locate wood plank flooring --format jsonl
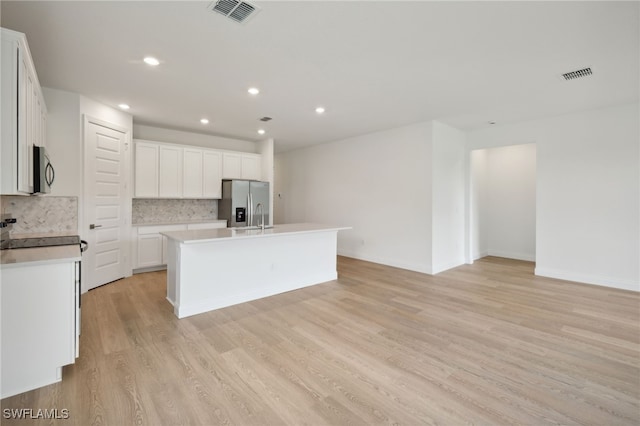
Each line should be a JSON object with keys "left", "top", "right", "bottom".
{"left": 2, "top": 256, "right": 639, "bottom": 425}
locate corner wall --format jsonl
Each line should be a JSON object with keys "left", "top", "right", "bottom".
{"left": 470, "top": 143, "right": 537, "bottom": 262}
{"left": 431, "top": 122, "right": 467, "bottom": 273}
{"left": 469, "top": 103, "right": 639, "bottom": 291}
{"left": 275, "top": 122, "right": 434, "bottom": 274}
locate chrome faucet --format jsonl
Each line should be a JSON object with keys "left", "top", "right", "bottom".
{"left": 255, "top": 203, "right": 265, "bottom": 230}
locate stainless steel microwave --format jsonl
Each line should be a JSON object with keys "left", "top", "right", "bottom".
{"left": 33, "top": 145, "right": 54, "bottom": 194}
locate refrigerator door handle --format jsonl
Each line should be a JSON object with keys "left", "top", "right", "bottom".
{"left": 247, "top": 193, "right": 251, "bottom": 226}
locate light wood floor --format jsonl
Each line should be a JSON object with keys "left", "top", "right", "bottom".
{"left": 2, "top": 256, "right": 639, "bottom": 425}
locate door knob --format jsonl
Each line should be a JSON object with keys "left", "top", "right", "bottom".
{"left": 89, "top": 224, "right": 102, "bottom": 229}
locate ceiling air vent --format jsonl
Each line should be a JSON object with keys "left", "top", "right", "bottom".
{"left": 259, "top": 117, "right": 272, "bottom": 122}
{"left": 561, "top": 67, "right": 592, "bottom": 81}
{"left": 209, "top": 0, "right": 261, "bottom": 24}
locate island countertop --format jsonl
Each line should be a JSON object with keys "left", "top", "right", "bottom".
{"left": 162, "top": 223, "right": 350, "bottom": 318}
{"left": 161, "top": 223, "right": 351, "bottom": 244}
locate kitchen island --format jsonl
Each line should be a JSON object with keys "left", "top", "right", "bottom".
{"left": 161, "top": 223, "right": 350, "bottom": 318}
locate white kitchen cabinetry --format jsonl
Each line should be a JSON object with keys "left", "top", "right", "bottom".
{"left": 137, "top": 233, "right": 163, "bottom": 268}
{"left": 134, "top": 142, "right": 159, "bottom": 197}
{"left": 203, "top": 150, "right": 222, "bottom": 198}
{"left": 1, "top": 258, "right": 79, "bottom": 398}
{"left": 136, "top": 224, "right": 186, "bottom": 269}
{"left": 241, "top": 153, "right": 261, "bottom": 180}
{"left": 183, "top": 148, "right": 204, "bottom": 198}
{"left": 222, "top": 152, "right": 242, "bottom": 179}
{"left": 182, "top": 147, "right": 224, "bottom": 199}
{"left": 159, "top": 145, "right": 183, "bottom": 198}
{"left": 134, "top": 140, "right": 228, "bottom": 199}
{"left": 1, "top": 28, "right": 47, "bottom": 195}
{"left": 133, "top": 222, "right": 227, "bottom": 270}
{"left": 222, "top": 152, "right": 261, "bottom": 180}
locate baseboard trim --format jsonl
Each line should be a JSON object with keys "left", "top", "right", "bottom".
{"left": 338, "top": 250, "right": 433, "bottom": 275}
{"left": 487, "top": 250, "right": 535, "bottom": 262}
{"left": 431, "top": 259, "right": 466, "bottom": 275}
{"left": 133, "top": 265, "right": 167, "bottom": 274}
{"left": 535, "top": 267, "right": 639, "bottom": 292}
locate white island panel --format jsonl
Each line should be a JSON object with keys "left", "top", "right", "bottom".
{"left": 163, "top": 223, "right": 349, "bottom": 318}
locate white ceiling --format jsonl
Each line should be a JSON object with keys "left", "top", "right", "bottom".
{"left": 1, "top": 1, "right": 638, "bottom": 152}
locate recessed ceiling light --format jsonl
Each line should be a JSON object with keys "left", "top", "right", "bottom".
{"left": 143, "top": 56, "right": 160, "bottom": 66}
{"left": 200, "top": 118, "right": 209, "bottom": 124}
{"left": 315, "top": 107, "right": 325, "bottom": 114}
{"left": 118, "top": 104, "right": 130, "bottom": 110}
{"left": 257, "top": 129, "right": 266, "bottom": 135}
{"left": 248, "top": 87, "right": 260, "bottom": 95}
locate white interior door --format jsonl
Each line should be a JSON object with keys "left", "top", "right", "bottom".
{"left": 84, "top": 118, "right": 128, "bottom": 290}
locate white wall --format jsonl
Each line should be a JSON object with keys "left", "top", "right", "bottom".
{"left": 469, "top": 149, "right": 489, "bottom": 259}
{"left": 431, "top": 122, "right": 466, "bottom": 273}
{"left": 276, "top": 122, "right": 434, "bottom": 274}
{"left": 469, "top": 103, "right": 639, "bottom": 291}
{"left": 133, "top": 124, "right": 257, "bottom": 153}
{"left": 470, "top": 143, "right": 537, "bottom": 262}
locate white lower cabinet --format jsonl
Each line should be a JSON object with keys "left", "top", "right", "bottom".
{"left": 1, "top": 259, "right": 78, "bottom": 399}
{"left": 133, "top": 221, "right": 226, "bottom": 271}
{"left": 135, "top": 224, "right": 185, "bottom": 270}
{"left": 137, "top": 233, "right": 163, "bottom": 268}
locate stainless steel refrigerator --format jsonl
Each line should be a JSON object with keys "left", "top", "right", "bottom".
{"left": 218, "top": 180, "right": 270, "bottom": 227}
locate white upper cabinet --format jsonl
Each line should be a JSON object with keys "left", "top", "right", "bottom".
{"left": 134, "top": 140, "right": 233, "bottom": 199}
{"left": 134, "top": 142, "right": 159, "bottom": 197}
{"left": 241, "top": 153, "right": 261, "bottom": 180}
{"left": 202, "top": 150, "right": 222, "bottom": 199}
{"left": 222, "top": 152, "right": 261, "bottom": 180}
{"left": 222, "top": 152, "right": 242, "bottom": 179}
{"left": 1, "top": 28, "right": 47, "bottom": 195}
{"left": 158, "top": 145, "right": 183, "bottom": 198}
{"left": 183, "top": 148, "right": 204, "bottom": 198}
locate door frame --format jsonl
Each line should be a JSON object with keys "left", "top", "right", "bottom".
{"left": 82, "top": 115, "right": 132, "bottom": 292}
{"left": 465, "top": 142, "right": 537, "bottom": 265}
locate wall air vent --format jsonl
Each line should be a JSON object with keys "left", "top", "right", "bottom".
{"left": 208, "top": 0, "right": 261, "bottom": 24}
{"left": 259, "top": 117, "right": 272, "bottom": 122}
{"left": 561, "top": 67, "right": 592, "bottom": 81}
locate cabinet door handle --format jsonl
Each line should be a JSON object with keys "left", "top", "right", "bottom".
{"left": 89, "top": 224, "right": 102, "bottom": 229}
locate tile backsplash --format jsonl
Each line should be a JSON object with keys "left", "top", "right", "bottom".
{"left": 132, "top": 199, "right": 218, "bottom": 225}
{"left": 0, "top": 195, "right": 78, "bottom": 235}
